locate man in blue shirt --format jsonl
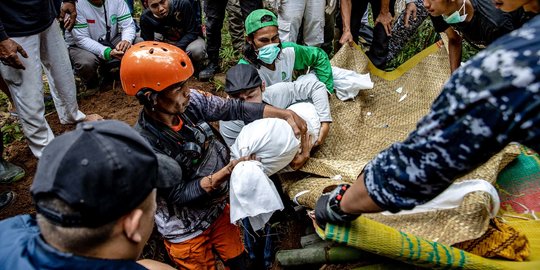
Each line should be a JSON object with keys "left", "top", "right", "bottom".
{"left": 316, "top": 6, "right": 539, "bottom": 225}
{"left": 0, "top": 120, "right": 173, "bottom": 270}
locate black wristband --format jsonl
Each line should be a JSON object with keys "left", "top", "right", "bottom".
{"left": 327, "top": 184, "right": 359, "bottom": 222}
{"left": 62, "top": 0, "right": 77, "bottom": 3}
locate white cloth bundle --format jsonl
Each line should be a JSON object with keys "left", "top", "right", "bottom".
{"left": 229, "top": 118, "right": 299, "bottom": 230}
{"left": 332, "top": 66, "right": 374, "bottom": 101}
{"left": 381, "top": 179, "right": 500, "bottom": 217}
{"left": 287, "top": 102, "right": 321, "bottom": 145}
{"left": 229, "top": 103, "right": 321, "bottom": 231}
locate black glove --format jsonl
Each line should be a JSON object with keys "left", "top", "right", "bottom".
{"left": 315, "top": 184, "right": 360, "bottom": 229}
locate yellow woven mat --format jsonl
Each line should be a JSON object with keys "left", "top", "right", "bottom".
{"left": 494, "top": 218, "right": 540, "bottom": 269}
{"left": 283, "top": 43, "right": 519, "bottom": 245}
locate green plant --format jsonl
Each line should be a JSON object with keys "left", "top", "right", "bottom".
{"left": 214, "top": 12, "right": 241, "bottom": 91}
{"left": 2, "top": 120, "right": 24, "bottom": 145}
{"left": 133, "top": 0, "right": 143, "bottom": 18}
{"left": 462, "top": 41, "right": 480, "bottom": 63}
{"left": 385, "top": 19, "right": 481, "bottom": 70}
{"left": 212, "top": 77, "right": 225, "bottom": 92}
{"left": 219, "top": 13, "right": 240, "bottom": 71}
{"left": 385, "top": 19, "right": 439, "bottom": 70}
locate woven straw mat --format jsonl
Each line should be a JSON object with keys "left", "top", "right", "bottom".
{"left": 282, "top": 44, "right": 519, "bottom": 245}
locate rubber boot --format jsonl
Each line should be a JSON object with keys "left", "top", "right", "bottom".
{"left": 0, "top": 159, "right": 25, "bottom": 184}
{"left": 198, "top": 61, "right": 219, "bottom": 81}
{"left": 0, "top": 191, "right": 16, "bottom": 212}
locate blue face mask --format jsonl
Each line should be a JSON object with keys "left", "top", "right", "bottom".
{"left": 257, "top": 43, "right": 280, "bottom": 64}
{"left": 442, "top": 0, "right": 467, "bottom": 24}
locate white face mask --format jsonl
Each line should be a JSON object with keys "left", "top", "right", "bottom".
{"left": 442, "top": 0, "right": 468, "bottom": 24}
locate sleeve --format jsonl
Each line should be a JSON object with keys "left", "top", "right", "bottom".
{"left": 155, "top": 153, "right": 208, "bottom": 206}
{"left": 363, "top": 32, "right": 540, "bottom": 212}
{"left": 291, "top": 78, "right": 332, "bottom": 122}
{"left": 282, "top": 42, "right": 335, "bottom": 93}
{"left": 139, "top": 11, "right": 155, "bottom": 41}
{"left": 263, "top": 80, "right": 332, "bottom": 122}
{"left": 188, "top": 89, "right": 266, "bottom": 123}
{"left": 116, "top": 0, "right": 136, "bottom": 42}
{"left": 72, "top": 11, "right": 111, "bottom": 60}
{"left": 174, "top": 0, "right": 200, "bottom": 50}
{"left": 429, "top": 15, "right": 450, "bottom": 33}
{"left": 219, "top": 120, "right": 246, "bottom": 147}
{"left": 0, "top": 18, "right": 8, "bottom": 41}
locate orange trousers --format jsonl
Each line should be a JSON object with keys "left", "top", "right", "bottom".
{"left": 164, "top": 205, "right": 245, "bottom": 270}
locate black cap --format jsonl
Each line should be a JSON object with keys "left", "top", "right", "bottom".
{"left": 225, "top": 64, "right": 263, "bottom": 95}
{"left": 31, "top": 120, "right": 158, "bottom": 228}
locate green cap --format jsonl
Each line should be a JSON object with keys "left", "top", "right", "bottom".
{"left": 245, "top": 9, "right": 278, "bottom": 35}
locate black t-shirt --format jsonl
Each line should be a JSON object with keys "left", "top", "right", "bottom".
{"left": 140, "top": 0, "right": 202, "bottom": 50}
{"left": 0, "top": 0, "right": 59, "bottom": 40}
{"left": 429, "top": 0, "right": 528, "bottom": 48}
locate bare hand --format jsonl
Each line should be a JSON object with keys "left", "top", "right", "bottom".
{"left": 290, "top": 133, "right": 313, "bottom": 170}
{"left": 403, "top": 3, "right": 417, "bottom": 28}
{"left": 115, "top": 40, "right": 132, "bottom": 52}
{"left": 285, "top": 110, "right": 307, "bottom": 138}
{"left": 110, "top": 49, "right": 125, "bottom": 59}
{"left": 339, "top": 31, "right": 354, "bottom": 46}
{"left": 59, "top": 2, "right": 77, "bottom": 31}
{"left": 203, "top": 154, "right": 258, "bottom": 192}
{"left": 315, "top": 122, "right": 330, "bottom": 147}
{"left": 375, "top": 12, "right": 393, "bottom": 36}
{"left": 0, "top": 39, "right": 28, "bottom": 69}
{"left": 226, "top": 154, "right": 258, "bottom": 173}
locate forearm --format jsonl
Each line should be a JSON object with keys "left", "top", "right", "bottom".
{"left": 380, "top": 0, "right": 391, "bottom": 14}
{"left": 120, "top": 20, "right": 136, "bottom": 43}
{"left": 340, "top": 173, "right": 383, "bottom": 214}
{"left": 310, "top": 82, "right": 332, "bottom": 121}
{"left": 446, "top": 28, "right": 462, "bottom": 72}
{"left": 139, "top": 14, "right": 155, "bottom": 41}
{"left": 175, "top": 33, "right": 198, "bottom": 51}
{"left": 140, "top": 27, "right": 154, "bottom": 41}
{"left": 340, "top": 0, "right": 352, "bottom": 32}
{"left": 76, "top": 36, "right": 110, "bottom": 59}
{"left": 176, "top": 2, "right": 200, "bottom": 50}
{"left": 200, "top": 164, "right": 232, "bottom": 193}
{"left": 191, "top": 90, "right": 265, "bottom": 123}
{"left": 316, "top": 122, "right": 331, "bottom": 146}
{"left": 262, "top": 105, "right": 293, "bottom": 120}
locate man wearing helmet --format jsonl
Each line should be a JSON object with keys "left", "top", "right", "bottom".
{"left": 120, "top": 41, "right": 307, "bottom": 269}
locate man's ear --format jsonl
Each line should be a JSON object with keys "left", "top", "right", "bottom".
{"left": 246, "top": 36, "right": 254, "bottom": 47}
{"left": 136, "top": 89, "right": 155, "bottom": 108}
{"left": 122, "top": 209, "right": 144, "bottom": 244}
{"left": 261, "top": 81, "right": 266, "bottom": 93}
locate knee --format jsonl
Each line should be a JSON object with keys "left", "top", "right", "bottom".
{"left": 188, "top": 43, "right": 207, "bottom": 63}
{"left": 72, "top": 53, "right": 99, "bottom": 75}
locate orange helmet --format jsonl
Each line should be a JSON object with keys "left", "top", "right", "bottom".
{"left": 120, "top": 41, "right": 194, "bottom": 96}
